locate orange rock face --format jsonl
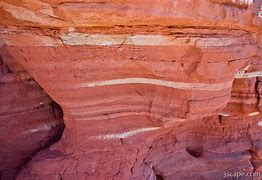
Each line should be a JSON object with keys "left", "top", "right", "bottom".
{"left": 0, "top": 0, "right": 261, "bottom": 179}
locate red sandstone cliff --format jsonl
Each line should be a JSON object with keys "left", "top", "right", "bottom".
{"left": 0, "top": 0, "right": 262, "bottom": 179}
{"left": 0, "top": 49, "right": 64, "bottom": 179}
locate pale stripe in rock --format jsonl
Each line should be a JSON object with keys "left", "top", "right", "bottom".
{"left": 219, "top": 112, "right": 230, "bottom": 117}
{"left": 232, "top": 0, "right": 253, "bottom": 5}
{"left": 248, "top": 112, "right": 260, "bottom": 116}
{"left": 1, "top": 31, "right": 241, "bottom": 47}
{"left": 235, "top": 71, "right": 262, "bottom": 79}
{"left": 60, "top": 33, "right": 238, "bottom": 47}
{"left": 150, "top": 114, "right": 187, "bottom": 123}
{"left": 23, "top": 124, "right": 53, "bottom": 134}
{"left": 219, "top": 112, "right": 260, "bottom": 118}
{"left": 80, "top": 78, "right": 232, "bottom": 91}
{"left": 95, "top": 127, "right": 161, "bottom": 140}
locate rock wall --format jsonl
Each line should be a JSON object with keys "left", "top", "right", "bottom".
{"left": 0, "top": 50, "right": 64, "bottom": 179}
{"left": 222, "top": 58, "right": 262, "bottom": 115}
{"left": 0, "top": 0, "right": 261, "bottom": 179}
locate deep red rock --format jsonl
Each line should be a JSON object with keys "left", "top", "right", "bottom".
{"left": 0, "top": 0, "right": 261, "bottom": 179}
{"left": 222, "top": 58, "right": 262, "bottom": 115}
{"left": 0, "top": 52, "right": 64, "bottom": 179}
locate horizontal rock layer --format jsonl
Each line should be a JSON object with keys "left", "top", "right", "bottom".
{"left": 1, "top": 30, "right": 258, "bottom": 128}
{"left": 0, "top": 0, "right": 261, "bottom": 31}
{"left": 0, "top": 0, "right": 261, "bottom": 179}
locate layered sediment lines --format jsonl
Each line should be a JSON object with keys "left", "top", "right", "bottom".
{"left": 1, "top": 30, "right": 258, "bottom": 135}
{"left": 1, "top": 28, "right": 260, "bottom": 179}
{"left": 0, "top": 0, "right": 261, "bottom": 179}
{"left": 222, "top": 58, "right": 262, "bottom": 115}
{"left": 0, "top": 0, "right": 261, "bottom": 31}
{"left": 0, "top": 53, "right": 64, "bottom": 179}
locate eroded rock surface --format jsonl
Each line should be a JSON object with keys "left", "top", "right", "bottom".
{"left": 0, "top": 0, "right": 261, "bottom": 179}
{"left": 0, "top": 51, "right": 64, "bottom": 180}
{"left": 13, "top": 117, "right": 262, "bottom": 180}
{"left": 220, "top": 56, "right": 262, "bottom": 117}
